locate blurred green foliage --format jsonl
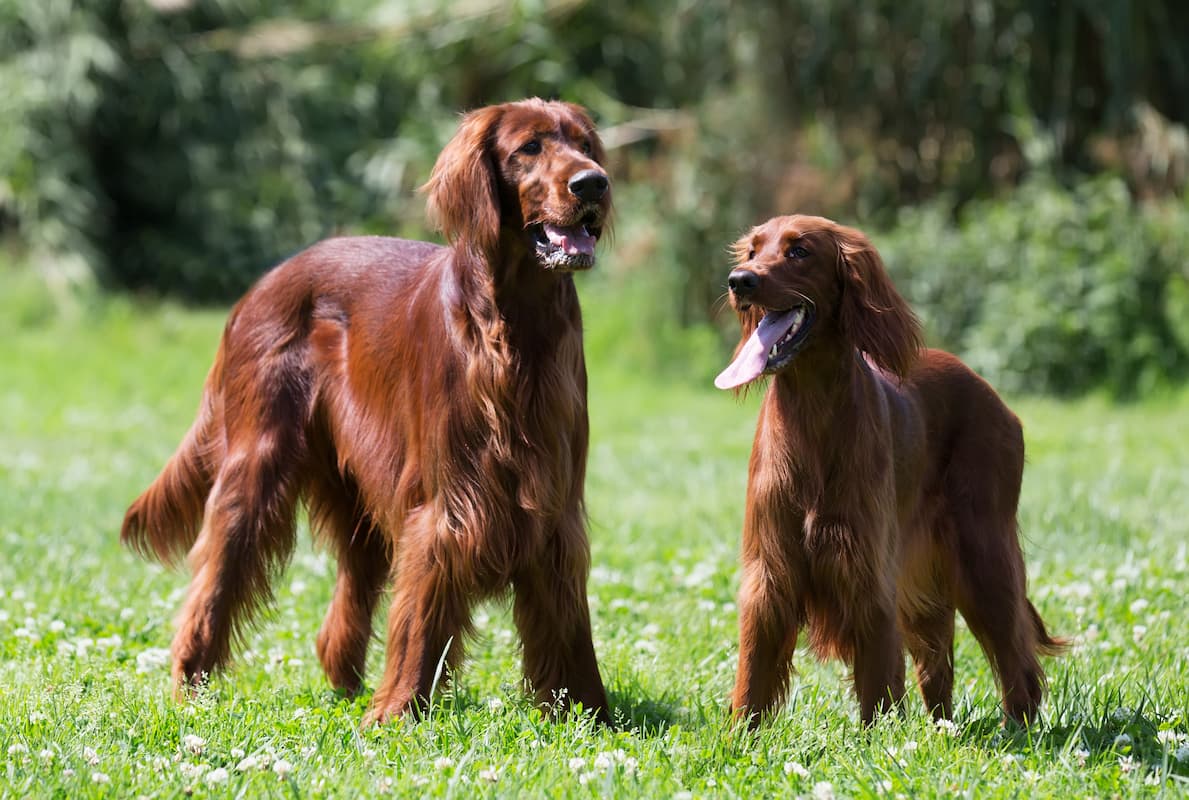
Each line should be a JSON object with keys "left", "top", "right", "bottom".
{"left": 1, "top": 0, "right": 1188, "bottom": 394}
{"left": 879, "top": 176, "right": 1189, "bottom": 397}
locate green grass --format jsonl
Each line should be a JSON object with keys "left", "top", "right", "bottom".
{"left": 1, "top": 293, "right": 1188, "bottom": 798}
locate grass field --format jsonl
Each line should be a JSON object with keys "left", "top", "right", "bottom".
{"left": 1, "top": 292, "right": 1187, "bottom": 798}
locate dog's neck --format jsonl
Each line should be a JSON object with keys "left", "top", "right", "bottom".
{"left": 770, "top": 339, "right": 869, "bottom": 442}
{"left": 449, "top": 240, "right": 580, "bottom": 362}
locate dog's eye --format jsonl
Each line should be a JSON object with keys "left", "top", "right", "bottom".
{"left": 581, "top": 139, "right": 593, "bottom": 156}
{"left": 787, "top": 246, "right": 810, "bottom": 259}
{"left": 519, "top": 139, "right": 542, "bottom": 155}
{"left": 747, "top": 249, "right": 755, "bottom": 261}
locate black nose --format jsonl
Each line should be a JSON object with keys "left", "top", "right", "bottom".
{"left": 568, "top": 169, "right": 609, "bottom": 202}
{"left": 728, "top": 269, "right": 759, "bottom": 295}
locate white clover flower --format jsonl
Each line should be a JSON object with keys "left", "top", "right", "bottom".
{"left": 273, "top": 759, "right": 294, "bottom": 779}
{"left": 230, "top": 748, "right": 246, "bottom": 759}
{"left": 136, "top": 648, "right": 170, "bottom": 674}
{"left": 182, "top": 734, "right": 205, "bottom": 756}
{"left": 1118, "top": 755, "right": 1136, "bottom": 773}
{"left": 290, "top": 580, "right": 307, "bottom": 596}
{"left": 593, "top": 752, "right": 613, "bottom": 770}
{"left": 1023, "top": 770, "right": 1039, "bottom": 784}
{"left": 902, "top": 741, "right": 919, "bottom": 752}
{"left": 178, "top": 762, "right": 208, "bottom": 780}
{"left": 1156, "top": 730, "right": 1180, "bottom": 747}
{"left": 1173, "top": 744, "right": 1189, "bottom": 764}
{"left": 784, "top": 761, "right": 810, "bottom": 778}
{"left": 433, "top": 756, "right": 454, "bottom": 771}
{"left": 1001, "top": 754, "right": 1019, "bottom": 768}
{"left": 120, "top": 607, "right": 135, "bottom": 620}
{"left": 48, "top": 620, "right": 65, "bottom": 633}
{"left": 83, "top": 747, "right": 100, "bottom": 766}
{"left": 1073, "top": 747, "right": 1089, "bottom": 767}
{"left": 479, "top": 767, "right": 499, "bottom": 782}
{"left": 578, "top": 771, "right": 595, "bottom": 785}
{"left": 292, "top": 708, "right": 308, "bottom": 720}
{"left": 812, "top": 780, "right": 835, "bottom": 800}
{"left": 206, "top": 767, "right": 229, "bottom": 784}
{"left": 7, "top": 743, "right": 28, "bottom": 756}
{"left": 622, "top": 757, "right": 638, "bottom": 776}
{"left": 235, "top": 755, "right": 259, "bottom": 772}
{"left": 1113, "top": 733, "right": 1132, "bottom": 750}
{"left": 91, "top": 772, "right": 109, "bottom": 784}
{"left": 1128, "top": 598, "right": 1149, "bottom": 614}
{"left": 1133, "top": 625, "right": 1148, "bottom": 643}
{"left": 878, "top": 779, "right": 893, "bottom": 794}
{"left": 1109, "top": 706, "right": 1133, "bottom": 723}
{"left": 568, "top": 757, "right": 585, "bottom": 772}
{"left": 39, "top": 749, "right": 55, "bottom": 761}
{"left": 934, "top": 718, "right": 958, "bottom": 736}
{"left": 486, "top": 697, "right": 504, "bottom": 712}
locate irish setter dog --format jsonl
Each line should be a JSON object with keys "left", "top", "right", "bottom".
{"left": 121, "top": 99, "right": 612, "bottom": 724}
{"left": 716, "top": 215, "right": 1064, "bottom": 728}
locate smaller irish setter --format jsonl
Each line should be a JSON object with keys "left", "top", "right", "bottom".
{"left": 717, "top": 215, "right": 1064, "bottom": 727}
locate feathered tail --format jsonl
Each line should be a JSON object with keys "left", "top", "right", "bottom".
{"left": 121, "top": 357, "right": 222, "bottom": 566}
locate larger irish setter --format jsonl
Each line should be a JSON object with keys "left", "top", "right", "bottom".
{"left": 122, "top": 99, "right": 612, "bottom": 724}
{"left": 717, "top": 215, "right": 1064, "bottom": 727}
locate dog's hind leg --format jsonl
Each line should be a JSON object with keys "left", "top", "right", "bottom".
{"left": 170, "top": 359, "right": 308, "bottom": 695}
{"left": 903, "top": 605, "right": 955, "bottom": 720}
{"left": 310, "top": 481, "right": 390, "bottom": 694}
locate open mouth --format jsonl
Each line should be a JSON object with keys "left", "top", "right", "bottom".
{"left": 761, "top": 304, "right": 815, "bottom": 373}
{"left": 714, "top": 303, "right": 816, "bottom": 390}
{"left": 529, "top": 209, "right": 602, "bottom": 271}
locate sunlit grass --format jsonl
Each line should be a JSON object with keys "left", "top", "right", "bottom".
{"left": 1, "top": 295, "right": 1187, "bottom": 797}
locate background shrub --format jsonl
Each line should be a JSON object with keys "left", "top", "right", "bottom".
{"left": 1, "top": 0, "right": 1187, "bottom": 395}
{"left": 878, "top": 177, "right": 1189, "bottom": 396}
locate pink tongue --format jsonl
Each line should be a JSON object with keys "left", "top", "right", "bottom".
{"left": 714, "top": 310, "right": 799, "bottom": 390}
{"left": 543, "top": 223, "right": 596, "bottom": 256}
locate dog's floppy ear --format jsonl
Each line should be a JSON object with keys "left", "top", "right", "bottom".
{"left": 423, "top": 106, "right": 503, "bottom": 258}
{"left": 835, "top": 224, "right": 922, "bottom": 379}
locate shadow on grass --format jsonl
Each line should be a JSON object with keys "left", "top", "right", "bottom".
{"left": 608, "top": 688, "right": 680, "bottom": 735}
{"left": 957, "top": 700, "right": 1189, "bottom": 779}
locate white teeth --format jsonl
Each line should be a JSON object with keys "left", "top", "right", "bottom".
{"left": 768, "top": 308, "right": 805, "bottom": 358}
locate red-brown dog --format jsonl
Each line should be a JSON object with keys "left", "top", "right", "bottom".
{"left": 122, "top": 99, "right": 612, "bottom": 724}
{"left": 717, "top": 215, "right": 1064, "bottom": 727}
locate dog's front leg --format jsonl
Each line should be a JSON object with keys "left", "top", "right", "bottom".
{"left": 851, "top": 581, "right": 906, "bottom": 725}
{"left": 513, "top": 513, "right": 610, "bottom": 724}
{"left": 365, "top": 510, "right": 474, "bottom": 725}
{"left": 730, "top": 531, "right": 806, "bottom": 728}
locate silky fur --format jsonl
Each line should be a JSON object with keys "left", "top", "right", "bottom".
{"left": 121, "top": 99, "right": 612, "bottom": 724}
{"left": 725, "top": 215, "right": 1065, "bottom": 727}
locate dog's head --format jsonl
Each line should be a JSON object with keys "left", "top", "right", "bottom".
{"left": 424, "top": 99, "right": 611, "bottom": 272}
{"left": 715, "top": 215, "right": 921, "bottom": 390}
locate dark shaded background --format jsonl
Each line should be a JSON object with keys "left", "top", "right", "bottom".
{"left": 3, "top": 0, "right": 1188, "bottom": 394}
